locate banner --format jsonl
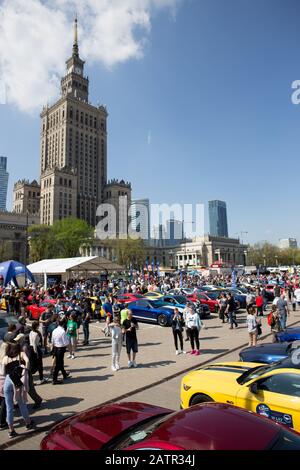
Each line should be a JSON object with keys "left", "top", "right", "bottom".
{"left": 231, "top": 268, "right": 237, "bottom": 289}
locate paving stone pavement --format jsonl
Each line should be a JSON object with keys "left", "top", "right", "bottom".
{"left": 1, "top": 307, "right": 299, "bottom": 450}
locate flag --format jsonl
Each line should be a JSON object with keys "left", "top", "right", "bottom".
{"left": 129, "top": 263, "right": 133, "bottom": 280}
{"left": 231, "top": 268, "right": 237, "bottom": 289}
{"left": 180, "top": 270, "right": 183, "bottom": 288}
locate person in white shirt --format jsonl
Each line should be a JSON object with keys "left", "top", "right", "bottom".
{"left": 186, "top": 308, "right": 203, "bottom": 356}
{"left": 294, "top": 286, "right": 300, "bottom": 307}
{"left": 246, "top": 307, "right": 258, "bottom": 346}
{"left": 51, "top": 319, "right": 70, "bottom": 385}
{"left": 29, "top": 322, "right": 47, "bottom": 385}
{"left": 108, "top": 315, "right": 123, "bottom": 372}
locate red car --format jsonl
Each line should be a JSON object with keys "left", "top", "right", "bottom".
{"left": 116, "top": 293, "right": 144, "bottom": 304}
{"left": 26, "top": 299, "right": 57, "bottom": 320}
{"left": 187, "top": 292, "right": 219, "bottom": 313}
{"left": 40, "top": 402, "right": 300, "bottom": 450}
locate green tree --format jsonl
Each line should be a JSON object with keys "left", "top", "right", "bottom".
{"left": 28, "top": 218, "right": 93, "bottom": 261}
{"left": 52, "top": 217, "right": 93, "bottom": 258}
{"left": 0, "top": 240, "right": 13, "bottom": 262}
{"left": 28, "top": 225, "right": 56, "bottom": 262}
{"left": 108, "top": 238, "right": 146, "bottom": 267}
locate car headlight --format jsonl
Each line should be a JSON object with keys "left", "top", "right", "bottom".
{"left": 183, "top": 384, "right": 191, "bottom": 391}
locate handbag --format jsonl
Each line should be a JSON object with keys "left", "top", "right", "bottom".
{"left": 257, "top": 324, "right": 262, "bottom": 336}
{"left": 6, "top": 360, "right": 23, "bottom": 389}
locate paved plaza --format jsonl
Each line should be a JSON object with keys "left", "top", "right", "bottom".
{"left": 1, "top": 306, "right": 300, "bottom": 450}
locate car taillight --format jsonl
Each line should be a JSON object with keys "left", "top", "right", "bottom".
{"left": 183, "top": 384, "right": 191, "bottom": 391}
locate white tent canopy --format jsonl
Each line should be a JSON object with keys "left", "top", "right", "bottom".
{"left": 27, "top": 256, "right": 124, "bottom": 281}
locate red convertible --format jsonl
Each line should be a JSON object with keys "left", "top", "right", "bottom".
{"left": 187, "top": 292, "right": 219, "bottom": 313}
{"left": 116, "top": 293, "right": 144, "bottom": 304}
{"left": 40, "top": 401, "right": 300, "bottom": 450}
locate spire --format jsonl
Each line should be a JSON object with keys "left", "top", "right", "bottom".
{"left": 72, "top": 14, "right": 79, "bottom": 57}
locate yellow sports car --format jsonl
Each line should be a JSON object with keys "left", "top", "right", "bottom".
{"left": 181, "top": 358, "right": 300, "bottom": 432}
{"left": 144, "top": 292, "right": 163, "bottom": 299}
{"left": 0, "top": 298, "right": 7, "bottom": 311}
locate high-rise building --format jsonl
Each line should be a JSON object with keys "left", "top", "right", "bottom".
{"left": 279, "top": 238, "right": 298, "bottom": 249}
{"left": 165, "top": 219, "right": 183, "bottom": 247}
{"left": 13, "top": 180, "right": 41, "bottom": 215}
{"left": 208, "top": 200, "right": 228, "bottom": 238}
{"left": 40, "top": 18, "right": 108, "bottom": 226}
{"left": 130, "top": 198, "right": 150, "bottom": 241}
{"left": 0, "top": 156, "right": 9, "bottom": 211}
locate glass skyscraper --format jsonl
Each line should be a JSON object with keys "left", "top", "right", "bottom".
{"left": 208, "top": 200, "right": 228, "bottom": 237}
{"left": 130, "top": 199, "right": 151, "bottom": 241}
{"left": 0, "top": 156, "right": 9, "bottom": 211}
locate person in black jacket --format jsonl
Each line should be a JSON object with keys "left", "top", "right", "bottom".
{"left": 171, "top": 308, "right": 186, "bottom": 355}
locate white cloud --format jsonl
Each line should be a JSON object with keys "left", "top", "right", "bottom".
{"left": 0, "top": 0, "right": 182, "bottom": 113}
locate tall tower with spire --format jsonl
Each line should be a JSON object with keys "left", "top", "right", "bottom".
{"left": 40, "top": 17, "right": 108, "bottom": 227}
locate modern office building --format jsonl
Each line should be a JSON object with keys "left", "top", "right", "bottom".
{"left": 165, "top": 219, "right": 184, "bottom": 247}
{"left": 208, "top": 200, "right": 228, "bottom": 238}
{"left": 0, "top": 156, "right": 9, "bottom": 212}
{"left": 40, "top": 18, "right": 108, "bottom": 226}
{"left": 279, "top": 238, "right": 298, "bottom": 249}
{"left": 130, "top": 198, "right": 150, "bottom": 241}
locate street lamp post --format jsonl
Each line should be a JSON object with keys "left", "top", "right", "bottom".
{"left": 25, "top": 210, "right": 29, "bottom": 286}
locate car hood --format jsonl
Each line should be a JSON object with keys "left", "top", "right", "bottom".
{"left": 183, "top": 361, "right": 263, "bottom": 384}
{"left": 241, "top": 343, "right": 289, "bottom": 356}
{"left": 41, "top": 402, "right": 171, "bottom": 450}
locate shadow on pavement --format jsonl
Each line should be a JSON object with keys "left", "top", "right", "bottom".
{"left": 33, "top": 396, "right": 84, "bottom": 411}
{"left": 66, "top": 366, "right": 106, "bottom": 373}
{"left": 141, "top": 360, "right": 176, "bottom": 368}
{"left": 200, "top": 336, "right": 219, "bottom": 341}
{"left": 69, "top": 374, "right": 113, "bottom": 383}
{"left": 200, "top": 348, "right": 229, "bottom": 355}
{"left": 138, "top": 342, "right": 162, "bottom": 347}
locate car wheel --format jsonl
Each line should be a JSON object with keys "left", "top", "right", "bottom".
{"left": 190, "top": 394, "right": 214, "bottom": 406}
{"left": 157, "top": 314, "right": 168, "bottom": 327}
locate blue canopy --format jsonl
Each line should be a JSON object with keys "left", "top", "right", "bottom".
{"left": 0, "top": 260, "right": 35, "bottom": 287}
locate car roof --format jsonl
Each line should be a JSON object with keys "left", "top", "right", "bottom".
{"left": 147, "top": 403, "right": 280, "bottom": 450}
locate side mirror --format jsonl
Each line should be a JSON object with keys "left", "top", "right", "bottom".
{"left": 250, "top": 382, "right": 258, "bottom": 394}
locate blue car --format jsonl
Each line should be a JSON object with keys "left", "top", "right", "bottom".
{"left": 239, "top": 342, "right": 296, "bottom": 364}
{"left": 128, "top": 299, "right": 174, "bottom": 327}
{"left": 160, "top": 295, "right": 211, "bottom": 319}
{"left": 276, "top": 328, "right": 300, "bottom": 343}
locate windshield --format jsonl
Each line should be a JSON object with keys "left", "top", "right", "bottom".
{"left": 206, "top": 292, "right": 220, "bottom": 300}
{"left": 237, "top": 363, "right": 281, "bottom": 385}
{"left": 238, "top": 287, "right": 248, "bottom": 294}
{"left": 174, "top": 296, "right": 187, "bottom": 304}
{"left": 104, "top": 413, "right": 171, "bottom": 450}
{"left": 149, "top": 300, "right": 164, "bottom": 308}
{"left": 269, "top": 429, "right": 300, "bottom": 450}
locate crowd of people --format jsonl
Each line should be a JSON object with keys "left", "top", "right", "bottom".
{"left": 0, "top": 268, "right": 299, "bottom": 439}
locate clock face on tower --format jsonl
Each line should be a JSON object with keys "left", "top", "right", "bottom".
{"left": 75, "top": 66, "right": 82, "bottom": 75}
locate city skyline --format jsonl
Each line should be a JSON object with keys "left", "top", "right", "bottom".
{"left": 1, "top": 0, "right": 300, "bottom": 244}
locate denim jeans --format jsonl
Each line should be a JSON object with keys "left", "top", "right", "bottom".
{"left": 3, "top": 376, "right": 30, "bottom": 427}
{"left": 280, "top": 313, "right": 287, "bottom": 330}
{"left": 83, "top": 323, "right": 89, "bottom": 343}
{"left": 229, "top": 312, "right": 238, "bottom": 328}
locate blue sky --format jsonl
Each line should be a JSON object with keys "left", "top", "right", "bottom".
{"left": 1, "top": 0, "right": 300, "bottom": 245}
